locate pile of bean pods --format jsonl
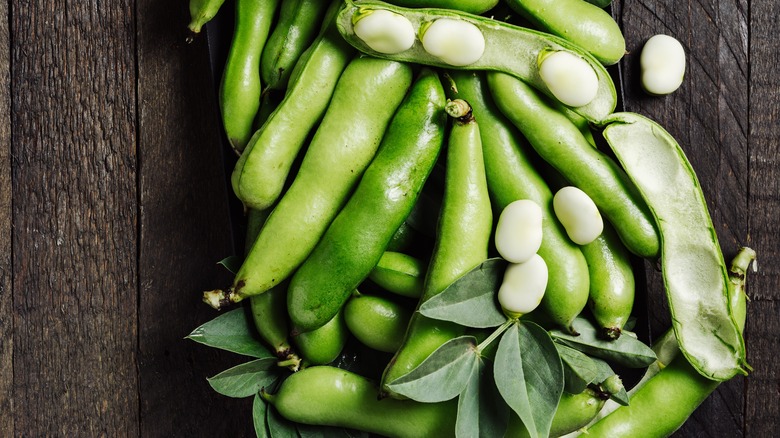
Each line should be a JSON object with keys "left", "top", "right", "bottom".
{"left": 186, "top": 1, "right": 756, "bottom": 437}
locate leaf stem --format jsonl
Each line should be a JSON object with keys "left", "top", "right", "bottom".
{"left": 477, "top": 318, "right": 515, "bottom": 352}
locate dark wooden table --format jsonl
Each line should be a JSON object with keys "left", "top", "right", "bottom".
{"left": 0, "top": 1, "right": 777, "bottom": 436}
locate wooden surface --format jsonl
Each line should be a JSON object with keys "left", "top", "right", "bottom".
{"left": 0, "top": 0, "right": 776, "bottom": 436}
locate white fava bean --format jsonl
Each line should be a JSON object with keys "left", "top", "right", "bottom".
{"left": 497, "top": 254, "right": 549, "bottom": 318}
{"left": 495, "top": 199, "right": 543, "bottom": 264}
{"left": 640, "top": 34, "right": 686, "bottom": 95}
{"left": 421, "top": 19, "right": 485, "bottom": 66}
{"left": 553, "top": 186, "right": 604, "bottom": 245}
{"left": 353, "top": 9, "right": 416, "bottom": 55}
{"left": 538, "top": 50, "right": 599, "bottom": 108}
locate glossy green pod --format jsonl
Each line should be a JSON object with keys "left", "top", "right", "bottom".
{"left": 446, "top": 70, "right": 588, "bottom": 332}
{"left": 292, "top": 308, "right": 349, "bottom": 366}
{"left": 219, "top": 0, "right": 279, "bottom": 151}
{"left": 264, "top": 366, "right": 457, "bottom": 437}
{"left": 488, "top": 73, "right": 660, "bottom": 259}
{"left": 506, "top": 388, "right": 606, "bottom": 437}
{"left": 344, "top": 293, "right": 413, "bottom": 353}
{"left": 204, "top": 58, "right": 413, "bottom": 310}
{"left": 260, "top": 0, "right": 332, "bottom": 90}
{"left": 368, "top": 251, "right": 426, "bottom": 299}
{"left": 286, "top": 69, "right": 445, "bottom": 332}
{"left": 505, "top": 0, "right": 625, "bottom": 65}
{"left": 582, "top": 222, "right": 635, "bottom": 340}
{"left": 187, "top": 0, "right": 227, "bottom": 39}
{"left": 381, "top": 99, "right": 492, "bottom": 397}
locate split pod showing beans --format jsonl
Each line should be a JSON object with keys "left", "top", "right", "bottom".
{"left": 204, "top": 57, "right": 413, "bottom": 310}
{"left": 286, "top": 68, "right": 446, "bottom": 332}
{"left": 599, "top": 112, "right": 747, "bottom": 381}
{"left": 337, "top": 0, "right": 617, "bottom": 122}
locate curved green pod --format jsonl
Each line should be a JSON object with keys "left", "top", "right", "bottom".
{"left": 336, "top": 0, "right": 617, "bottom": 122}
{"left": 187, "top": 0, "right": 227, "bottom": 38}
{"left": 368, "top": 251, "right": 426, "bottom": 299}
{"left": 505, "top": 0, "right": 625, "bottom": 65}
{"left": 446, "top": 70, "right": 589, "bottom": 333}
{"left": 219, "top": 0, "right": 279, "bottom": 151}
{"left": 292, "top": 309, "right": 349, "bottom": 366}
{"left": 488, "top": 73, "right": 660, "bottom": 259}
{"left": 344, "top": 293, "right": 412, "bottom": 353}
{"left": 264, "top": 366, "right": 457, "bottom": 437}
{"left": 204, "top": 58, "right": 413, "bottom": 309}
{"left": 286, "top": 68, "right": 446, "bottom": 332}
{"left": 506, "top": 388, "right": 606, "bottom": 437}
{"left": 599, "top": 112, "right": 746, "bottom": 381}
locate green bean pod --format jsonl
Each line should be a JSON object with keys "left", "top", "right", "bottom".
{"left": 286, "top": 68, "right": 446, "bottom": 332}
{"left": 504, "top": 0, "right": 625, "bottom": 65}
{"left": 368, "top": 251, "right": 426, "bottom": 299}
{"left": 260, "top": 0, "right": 331, "bottom": 91}
{"left": 582, "top": 222, "right": 635, "bottom": 340}
{"left": 599, "top": 112, "right": 746, "bottom": 380}
{"left": 446, "top": 70, "right": 589, "bottom": 333}
{"left": 187, "top": 0, "right": 227, "bottom": 40}
{"left": 231, "top": 12, "right": 354, "bottom": 210}
{"left": 382, "top": 0, "right": 499, "bottom": 14}
{"left": 487, "top": 73, "right": 660, "bottom": 259}
{"left": 219, "top": 0, "right": 279, "bottom": 151}
{"left": 381, "top": 98, "right": 493, "bottom": 397}
{"left": 344, "top": 293, "right": 413, "bottom": 353}
{"left": 292, "top": 308, "right": 349, "bottom": 366}
{"left": 584, "top": 247, "right": 754, "bottom": 436}
{"left": 204, "top": 58, "right": 413, "bottom": 309}
{"left": 336, "top": 0, "right": 617, "bottom": 122}
{"left": 263, "top": 366, "right": 457, "bottom": 437}
{"left": 507, "top": 388, "right": 606, "bottom": 438}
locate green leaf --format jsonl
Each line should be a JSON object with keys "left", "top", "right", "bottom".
{"left": 550, "top": 317, "right": 656, "bottom": 368}
{"left": 494, "top": 322, "right": 563, "bottom": 438}
{"left": 218, "top": 255, "right": 243, "bottom": 274}
{"left": 555, "top": 343, "right": 599, "bottom": 394}
{"left": 419, "top": 258, "right": 508, "bottom": 328}
{"left": 207, "top": 358, "right": 280, "bottom": 398}
{"left": 386, "top": 336, "right": 480, "bottom": 402}
{"left": 456, "top": 359, "right": 509, "bottom": 438}
{"left": 267, "top": 403, "right": 299, "bottom": 438}
{"left": 187, "top": 307, "right": 273, "bottom": 358}
{"left": 253, "top": 393, "right": 270, "bottom": 438}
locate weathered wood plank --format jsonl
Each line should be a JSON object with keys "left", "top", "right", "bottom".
{"left": 617, "top": 0, "right": 750, "bottom": 435}
{"left": 0, "top": 0, "right": 13, "bottom": 434}
{"left": 746, "top": 0, "right": 780, "bottom": 435}
{"left": 9, "top": 0, "right": 139, "bottom": 435}
{"left": 136, "top": 1, "right": 252, "bottom": 436}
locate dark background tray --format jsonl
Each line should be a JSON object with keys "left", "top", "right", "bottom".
{"left": 0, "top": 0, "right": 776, "bottom": 436}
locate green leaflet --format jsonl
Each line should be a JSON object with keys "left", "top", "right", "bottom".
{"left": 418, "top": 258, "right": 508, "bottom": 328}
{"left": 385, "top": 336, "right": 480, "bottom": 402}
{"left": 218, "top": 255, "right": 243, "bottom": 274}
{"left": 494, "top": 322, "right": 563, "bottom": 438}
{"left": 186, "top": 307, "right": 273, "bottom": 358}
{"left": 207, "top": 358, "right": 279, "bottom": 398}
{"left": 550, "top": 317, "right": 656, "bottom": 368}
{"left": 556, "top": 343, "right": 599, "bottom": 394}
{"left": 254, "top": 393, "right": 269, "bottom": 438}
{"left": 457, "top": 360, "right": 510, "bottom": 438}
{"left": 267, "top": 402, "right": 299, "bottom": 438}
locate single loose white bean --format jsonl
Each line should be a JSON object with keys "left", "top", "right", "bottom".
{"left": 421, "top": 19, "right": 485, "bottom": 66}
{"left": 538, "top": 50, "right": 599, "bottom": 107}
{"left": 497, "top": 254, "right": 549, "bottom": 318}
{"left": 495, "top": 199, "right": 543, "bottom": 264}
{"left": 640, "top": 34, "right": 686, "bottom": 95}
{"left": 353, "top": 9, "right": 416, "bottom": 55}
{"left": 553, "top": 186, "right": 604, "bottom": 245}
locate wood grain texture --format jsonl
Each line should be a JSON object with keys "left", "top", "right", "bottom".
{"left": 136, "top": 1, "right": 252, "bottom": 436}
{"left": 9, "top": 0, "right": 139, "bottom": 435}
{"left": 0, "top": 0, "right": 12, "bottom": 435}
{"left": 747, "top": 0, "right": 780, "bottom": 435}
{"left": 616, "top": 0, "right": 752, "bottom": 436}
